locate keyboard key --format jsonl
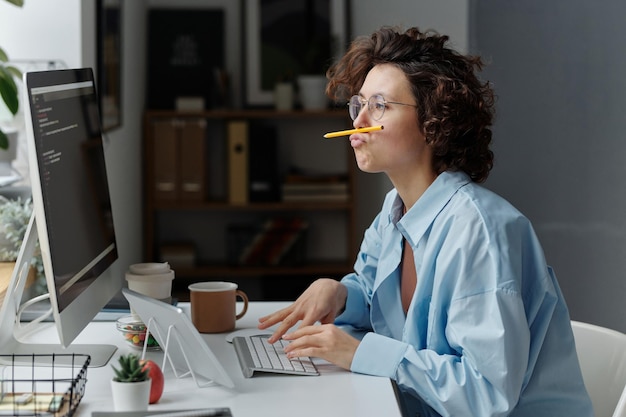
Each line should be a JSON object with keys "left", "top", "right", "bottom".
{"left": 290, "top": 359, "right": 305, "bottom": 372}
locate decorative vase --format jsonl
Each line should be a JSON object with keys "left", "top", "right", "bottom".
{"left": 297, "top": 75, "right": 328, "bottom": 110}
{"left": 274, "top": 82, "right": 294, "bottom": 111}
{"left": 110, "top": 379, "right": 151, "bottom": 412}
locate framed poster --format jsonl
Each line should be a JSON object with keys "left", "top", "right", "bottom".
{"left": 96, "top": 0, "right": 122, "bottom": 132}
{"left": 146, "top": 9, "right": 225, "bottom": 110}
{"left": 242, "top": 0, "right": 350, "bottom": 107}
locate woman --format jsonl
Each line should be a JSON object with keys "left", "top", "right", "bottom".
{"left": 259, "top": 27, "right": 592, "bottom": 417}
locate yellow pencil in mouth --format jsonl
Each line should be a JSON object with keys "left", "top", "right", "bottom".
{"left": 323, "top": 125, "right": 384, "bottom": 139}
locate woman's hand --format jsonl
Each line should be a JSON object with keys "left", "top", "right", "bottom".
{"left": 282, "top": 324, "right": 360, "bottom": 370}
{"left": 257, "top": 278, "right": 348, "bottom": 343}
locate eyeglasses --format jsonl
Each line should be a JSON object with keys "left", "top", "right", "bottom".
{"left": 348, "top": 94, "right": 418, "bottom": 121}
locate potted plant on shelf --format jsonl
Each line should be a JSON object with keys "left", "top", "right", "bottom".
{"left": 110, "top": 354, "right": 151, "bottom": 412}
{"left": 0, "top": 0, "right": 24, "bottom": 154}
{"left": 296, "top": 36, "right": 329, "bottom": 110}
{"left": 296, "top": 34, "right": 337, "bottom": 111}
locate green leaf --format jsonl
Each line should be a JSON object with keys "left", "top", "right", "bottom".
{"left": 0, "top": 66, "right": 19, "bottom": 115}
{"left": 0, "top": 130, "right": 8, "bottom": 150}
{"left": 120, "top": 354, "right": 131, "bottom": 372}
{"left": 112, "top": 367, "right": 125, "bottom": 382}
{"left": 111, "top": 354, "right": 148, "bottom": 382}
{"left": 4, "top": 0, "right": 24, "bottom": 7}
{"left": 0, "top": 47, "right": 7, "bottom": 63}
{"left": 6, "top": 65, "right": 21, "bottom": 79}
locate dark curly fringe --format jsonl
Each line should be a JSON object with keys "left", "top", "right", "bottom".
{"left": 326, "top": 26, "right": 495, "bottom": 183}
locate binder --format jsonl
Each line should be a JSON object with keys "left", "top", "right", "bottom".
{"left": 249, "top": 126, "right": 279, "bottom": 202}
{"left": 152, "top": 119, "right": 179, "bottom": 201}
{"left": 179, "top": 119, "right": 207, "bottom": 201}
{"left": 227, "top": 121, "right": 249, "bottom": 204}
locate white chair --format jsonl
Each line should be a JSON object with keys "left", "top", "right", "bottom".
{"left": 571, "top": 320, "right": 626, "bottom": 417}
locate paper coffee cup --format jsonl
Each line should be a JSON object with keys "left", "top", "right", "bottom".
{"left": 126, "top": 262, "right": 174, "bottom": 300}
{"left": 129, "top": 262, "right": 171, "bottom": 275}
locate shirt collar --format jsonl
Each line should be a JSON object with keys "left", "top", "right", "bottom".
{"left": 393, "top": 171, "right": 472, "bottom": 246}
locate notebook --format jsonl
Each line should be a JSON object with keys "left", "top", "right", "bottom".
{"left": 92, "top": 409, "right": 232, "bottom": 417}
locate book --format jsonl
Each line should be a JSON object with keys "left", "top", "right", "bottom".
{"left": 0, "top": 393, "right": 66, "bottom": 415}
{"left": 281, "top": 180, "right": 349, "bottom": 202}
{"left": 92, "top": 409, "right": 232, "bottom": 417}
{"left": 283, "top": 171, "right": 348, "bottom": 184}
{"left": 263, "top": 218, "right": 308, "bottom": 266}
{"left": 282, "top": 182, "right": 349, "bottom": 194}
{"left": 248, "top": 125, "right": 280, "bottom": 202}
{"left": 152, "top": 119, "right": 179, "bottom": 201}
{"left": 227, "top": 121, "right": 249, "bottom": 205}
{"left": 179, "top": 119, "right": 207, "bottom": 202}
{"left": 159, "top": 243, "right": 197, "bottom": 269}
{"left": 282, "top": 193, "right": 349, "bottom": 202}
{"left": 238, "top": 218, "right": 308, "bottom": 266}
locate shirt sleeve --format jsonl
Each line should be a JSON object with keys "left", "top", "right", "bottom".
{"left": 334, "top": 212, "right": 385, "bottom": 331}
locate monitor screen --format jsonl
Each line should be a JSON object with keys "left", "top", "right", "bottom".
{"left": 0, "top": 68, "right": 121, "bottom": 367}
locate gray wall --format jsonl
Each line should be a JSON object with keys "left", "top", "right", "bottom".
{"left": 470, "top": 1, "right": 626, "bottom": 331}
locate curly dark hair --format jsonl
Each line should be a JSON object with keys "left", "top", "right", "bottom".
{"left": 326, "top": 26, "right": 495, "bottom": 183}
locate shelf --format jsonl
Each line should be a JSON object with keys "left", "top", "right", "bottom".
{"left": 142, "top": 109, "right": 357, "bottom": 300}
{"left": 171, "top": 261, "right": 353, "bottom": 279}
{"left": 144, "top": 108, "right": 348, "bottom": 120}
{"left": 152, "top": 201, "right": 353, "bottom": 211}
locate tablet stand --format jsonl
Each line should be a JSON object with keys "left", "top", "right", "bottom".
{"left": 122, "top": 287, "right": 234, "bottom": 389}
{"left": 142, "top": 316, "right": 216, "bottom": 388}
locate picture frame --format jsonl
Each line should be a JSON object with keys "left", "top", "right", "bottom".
{"left": 146, "top": 8, "right": 225, "bottom": 110}
{"left": 242, "top": 0, "right": 350, "bottom": 107}
{"left": 96, "top": 0, "right": 122, "bottom": 132}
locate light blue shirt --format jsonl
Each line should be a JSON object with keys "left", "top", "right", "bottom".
{"left": 336, "top": 171, "right": 593, "bottom": 417}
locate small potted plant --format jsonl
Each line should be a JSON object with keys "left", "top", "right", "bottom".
{"left": 110, "top": 353, "right": 151, "bottom": 411}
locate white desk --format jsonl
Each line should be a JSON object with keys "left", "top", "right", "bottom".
{"left": 22, "top": 302, "right": 403, "bottom": 417}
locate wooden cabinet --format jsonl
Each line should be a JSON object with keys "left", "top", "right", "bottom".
{"left": 143, "top": 109, "right": 357, "bottom": 300}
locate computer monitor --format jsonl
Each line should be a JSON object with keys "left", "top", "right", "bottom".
{"left": 0, "top": 68, "right": 121, "bottom": 367}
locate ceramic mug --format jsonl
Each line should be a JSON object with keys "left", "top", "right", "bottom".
{"left": 188, "top": 281, "right": 249, "bottom": 333}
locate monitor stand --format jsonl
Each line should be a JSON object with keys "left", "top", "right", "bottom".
{"left": 0, "top": 214, "right": 116, "bottom": 367}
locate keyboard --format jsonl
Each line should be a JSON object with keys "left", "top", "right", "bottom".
{"left": 232, "top": 334, "right": 319, "bottom": 378}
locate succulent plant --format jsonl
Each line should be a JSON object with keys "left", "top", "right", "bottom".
{"left": 111, "top": 354, "right": 149, "bottom": 383}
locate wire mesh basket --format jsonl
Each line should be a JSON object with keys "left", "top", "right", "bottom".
{"left": 0, "top": 354, "right": 90, "bottom": 416}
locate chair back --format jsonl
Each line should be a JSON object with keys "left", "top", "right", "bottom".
{"left": 571, "top": 321, "right": 626, "bottom": 417}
